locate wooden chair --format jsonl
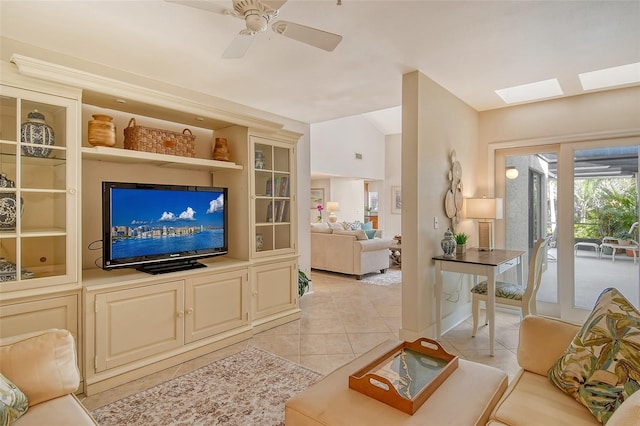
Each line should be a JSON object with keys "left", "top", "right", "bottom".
{"left": 471, "top": 236, "right": 551, "bottom": 337}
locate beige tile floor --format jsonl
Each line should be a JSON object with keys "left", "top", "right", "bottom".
{"left": 81, "top": 266, "right": 521, "bottom": 411}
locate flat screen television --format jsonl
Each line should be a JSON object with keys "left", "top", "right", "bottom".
{"left": 102, "top": 181, "right": 228, "bottom": 274}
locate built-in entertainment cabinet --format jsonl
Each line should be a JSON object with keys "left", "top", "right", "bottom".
{"left": 0, "top": 55, "right": 301, "bottom": 396}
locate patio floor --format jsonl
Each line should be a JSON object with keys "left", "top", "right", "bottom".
{"left": 537, "top": 247, "right": 639, "bottom": 309}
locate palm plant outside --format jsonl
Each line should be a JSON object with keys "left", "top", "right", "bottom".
{"left": 574, "top": 178, "right": 637, "bottom": 240}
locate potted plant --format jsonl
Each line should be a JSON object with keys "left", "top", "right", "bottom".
{"left": 454, "top": 233, "right": 469, "bottom": 254}
{"left": 298, "top": 270, "right": 310, "bottom": 297}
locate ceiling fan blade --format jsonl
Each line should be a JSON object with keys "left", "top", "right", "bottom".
{"left": 272, "top": 21, "right": 342, "bottom": 52}
{"left": 165, "top": 0, "right": 227, "bottom": 15}
{"left": 223, "top": 34, "right": 255, "bottom": 58}
{"left": 262, "top": 0, "right": 288, "bottom": 10}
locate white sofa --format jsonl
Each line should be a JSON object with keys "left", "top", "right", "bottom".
{"left": 311, "top": 227, "right": 393, "bottom": 279}
{"left": 487, "top": 315, "right": 639, "bottom": 425}
{"left": 0, "top": 329, "right": 97, "bottom": 425}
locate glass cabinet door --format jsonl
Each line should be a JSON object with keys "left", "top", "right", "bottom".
{"left": 0, "top": 85, "right": 77, "bottom": 290}
{"left": 252, "top": 137, "right": 294, "bottom": 256}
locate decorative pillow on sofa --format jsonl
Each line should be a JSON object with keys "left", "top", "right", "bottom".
{"left": 361, "top": 221, "right": 373, "bottom": 231}
{"left": 342, "top": 221, "right": 362, "bottom": 231}
{"left": 310, "top": 222, "right": 332, "bottom": 233}
{"left": 548, "top": 288, "right": 640, "bottom": 424}
{"left": 328, "top": 222, "right": 346, "bottom": 231}
{"left": 333, "top": 229, "right": 368, "bottom": 240}
{"left": 0, "top": 373, "right": 28, "bottom": 426}
{"left": 364, "top": 230, "right": 377, "bottom": 239}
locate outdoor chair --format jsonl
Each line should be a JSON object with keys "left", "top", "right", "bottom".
{"left": 471, "top": 236, "right": 551, "bottom": 337}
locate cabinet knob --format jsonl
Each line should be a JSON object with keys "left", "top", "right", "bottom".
{"left": 68, "top": 188, "right": 77, "bottom": 195}
{"left": 177, "top": 311, "right": 184, "bottom": 318}
{"left": 252, "top": 290, "right": 258, "bottom": 296}
{"left": 186, "top": 308, "right": 194, "bottom": 315}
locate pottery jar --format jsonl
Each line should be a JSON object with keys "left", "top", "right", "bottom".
{"left": 88, "top": 114, "right": 117, "bottom": 147}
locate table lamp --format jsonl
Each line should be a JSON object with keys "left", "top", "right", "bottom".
{"left": 327, "top": 201, "right": 340, "bottom": 223}
{"left": 465, "top": 197, "right": 503, "bottom": 251}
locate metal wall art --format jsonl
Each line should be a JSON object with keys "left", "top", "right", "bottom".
{"left": 444, "top": 150, "right": 463, "bottom": 232}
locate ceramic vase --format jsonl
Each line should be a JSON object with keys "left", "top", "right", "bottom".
{"left": 255, "top": 150, "right": 265, "bottom": 169}
{"left": 441, "top": 228, "right": 457, "bottom": 258}
{"left": 21, "top": 110, "right": 55, "bottom": 157}
{"left": 213, "top": 137, "right": 231, "bottom": 161}
{"left": 0, "top": 173, "right": 21, "bottom": 230}
{"left": 256, "top": 234, "right": 264, "bottom": 251}
{"left": 88, "top": 114, "right": 116, "bottom": 147}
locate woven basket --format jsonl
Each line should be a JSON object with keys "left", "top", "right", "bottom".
{"left": 123, "top": 118, "right": 196, "bottom": 157}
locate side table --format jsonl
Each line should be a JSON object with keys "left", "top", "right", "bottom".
{"left": 389, "top": 244, "right": 402, "bottom": 266}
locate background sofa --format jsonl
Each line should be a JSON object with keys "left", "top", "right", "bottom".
{"left": 311, "top": 225, "right": 393, "bottom": 279}
{"left": 0, "top": 329, "right": 97, "bottom": 425}
{"left": 488, "top": 315, "right": 639, "bottom": 425}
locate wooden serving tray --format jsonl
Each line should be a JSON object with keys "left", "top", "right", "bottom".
{"left": 349, "top": 338, "right": 458, "bottom": 414}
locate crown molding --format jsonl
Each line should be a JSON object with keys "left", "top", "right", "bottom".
{"left": 10, "top": 54, "right": 287, "bottom": 134}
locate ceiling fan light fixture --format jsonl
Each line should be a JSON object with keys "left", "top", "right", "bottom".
{"left": 244, "top": 10, "right": 268, "bottom": 32}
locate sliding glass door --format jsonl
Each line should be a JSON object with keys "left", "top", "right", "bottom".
{"left": 496, "top": 140, "right": 639, "bottom": 322}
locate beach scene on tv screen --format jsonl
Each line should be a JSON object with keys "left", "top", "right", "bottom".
{"left": 110, "top": 188, "right": 225, "bottom": 260}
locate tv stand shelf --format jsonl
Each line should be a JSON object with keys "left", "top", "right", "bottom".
{"left": 82, "top": 257, "right": 250, "bottom": 290}
{"left": 81, "top": 146, "right": 243, "bottom": 172}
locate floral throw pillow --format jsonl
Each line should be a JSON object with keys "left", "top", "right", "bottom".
{"left": 548, "top": 288, "right": 640, "bottom": 424}
{"left": 0, "top": 373, "right": 29, "bottom": 425}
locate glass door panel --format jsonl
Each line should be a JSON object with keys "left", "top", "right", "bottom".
{"left": 0, "top": 84, "right": 76, "bottom": 288}
{"left": 251, "top": 137, "right": 294, "bottom": 257}
{"left": 572, "top": 146, "right": 639, "bottom": 310}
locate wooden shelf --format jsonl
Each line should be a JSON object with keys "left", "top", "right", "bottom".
{"left": 81, "top": 146, "right": 243, "bottom": 172}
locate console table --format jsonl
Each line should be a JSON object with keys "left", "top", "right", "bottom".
{"left": 432, "top": 248, "right": 524, "bottom": 356}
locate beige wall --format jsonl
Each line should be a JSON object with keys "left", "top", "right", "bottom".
{"left": 479, "top": 86, "right": 640, "bottom": 144}
{"left": 400, "top": 70, "right": 481, "bottom": 340}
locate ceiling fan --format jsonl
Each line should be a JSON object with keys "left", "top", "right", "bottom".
{"left": 169, "top": 0, "right": 343, "bottom": 58}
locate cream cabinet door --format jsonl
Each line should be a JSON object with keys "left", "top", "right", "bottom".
{"left": 251, "top": 259, "right": 297, "bottom": 322}
{"left": 95, "top": 280, "right": 184, "bottom": 372}
{"left": 0, "top": 294, "right": 78, "bottom": 339}
{"left": 184, "top": 270, "right": 248, "bottom": 344}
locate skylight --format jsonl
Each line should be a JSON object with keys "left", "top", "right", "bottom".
{"left": 579, "top": 62, "right": 640, "bottom": 91}
{"left": 495, "top": 79, "right": 563, "bottom": 104}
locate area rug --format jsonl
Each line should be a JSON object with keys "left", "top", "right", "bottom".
{"left": 91, "top": 347, "right": 323, "bottom": 426}
{"left": 360, "top": 269, "right": 402, "bottom": 286}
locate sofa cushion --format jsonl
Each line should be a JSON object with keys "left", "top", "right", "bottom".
{"left": 328, "top": 222, "right": 345, "bottom": 230}
{"left": 607, "top": 388, "right": 640, "bottom": 426}
{"left": 548, "top": 288, "right": 640, "bottom": 424}
{"left": 0, "top": 329, "right": 80, "bottom": 407}
{"left": 310, "top": 222, "right": 332, "bottom": 233}
{"left": 361, "top": 221, "right": 373, "bottom": 230}
{"left": 342, "top": 220, "right": 362, "bottom": 231}
{"left": 11, "top": 394, "right": 97, "bottom": 426}
{"left": 518, "top": 316, "right": 580, "bottom": 376}
{"left": 491, "top": 370, "right": 599, "bottom": 425}
{"left": 334, "top": 229, "right": 368, "bottom": 240}
{"left": 0, "top": 373, "right": 29, "bottom": 425}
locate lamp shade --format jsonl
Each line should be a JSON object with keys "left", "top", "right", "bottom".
{"left": 465, "top": 198, "right": 503, "bottom": 220}
{"left": 327, "top": 201, "right": 340, "bottom": 212}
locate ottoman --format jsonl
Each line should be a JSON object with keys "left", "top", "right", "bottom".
{"left": 286, "top": 340, "right": 508, "bottom": 426}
